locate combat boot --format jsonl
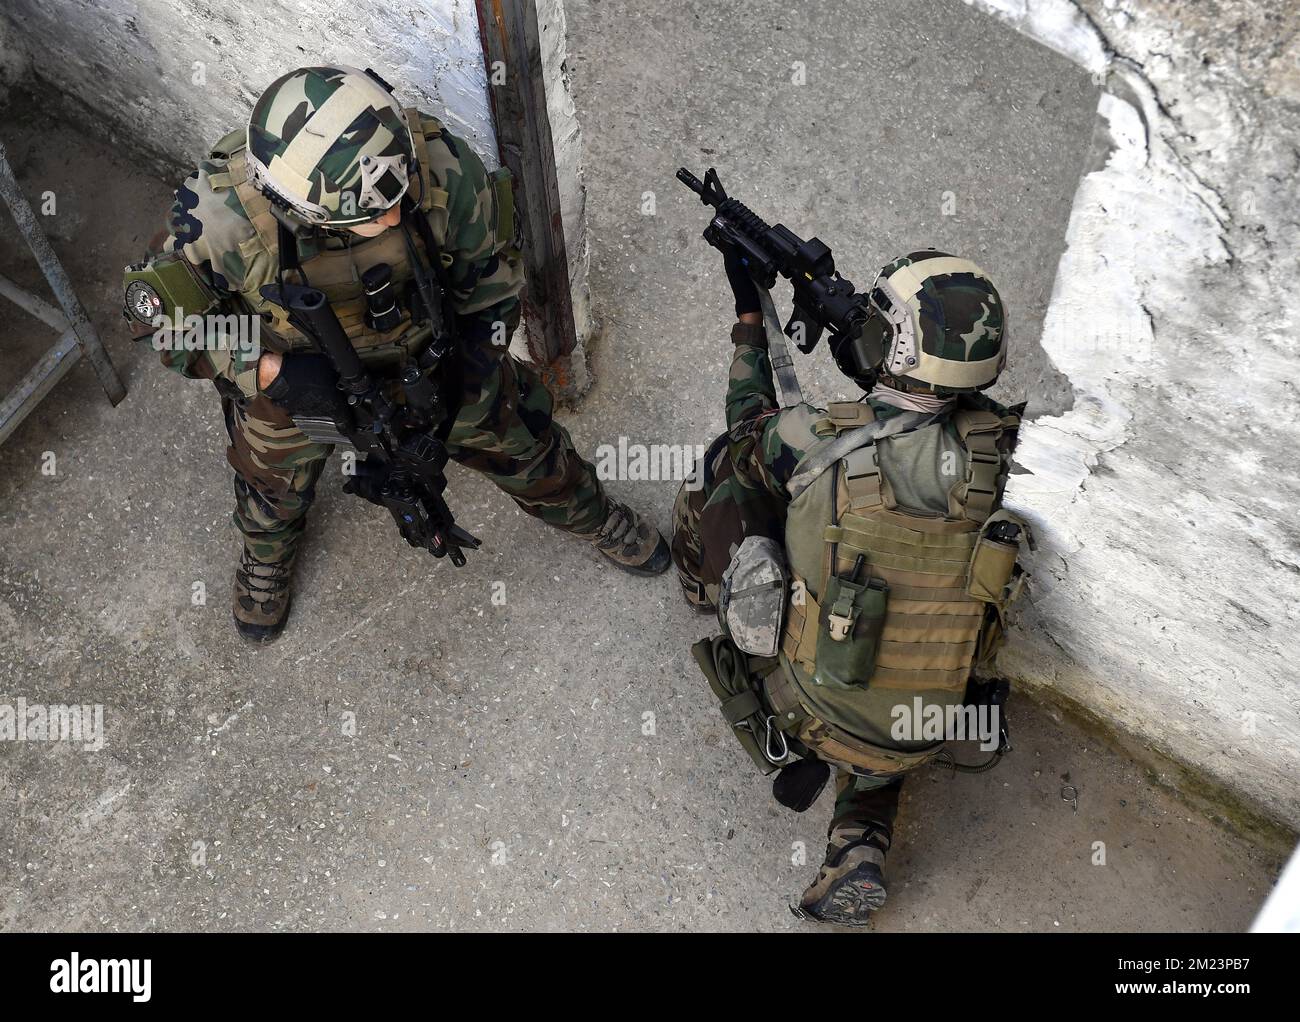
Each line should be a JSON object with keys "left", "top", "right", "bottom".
{"left": 584, "top": 500, "right": 671, "bottom": 576}
{"left": 795, "top": 824, "right": 891, "bottom": 925}
{"left": 233, "top": 545, "right": 297, "bottom": 643}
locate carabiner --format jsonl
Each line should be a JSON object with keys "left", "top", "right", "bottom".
{"left": 764, "top": 714, "right": 790, "bottom": 764}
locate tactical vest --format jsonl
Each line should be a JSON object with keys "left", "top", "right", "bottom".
{"left": 763, "top": 400, "right": 1029, "bottom": 778}
{"left": 204, "top": 109, "right": 451, "bottom": 366}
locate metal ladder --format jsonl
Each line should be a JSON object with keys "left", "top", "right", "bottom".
{"left": 0, "top": 140, "right": 127, "bottom": 446}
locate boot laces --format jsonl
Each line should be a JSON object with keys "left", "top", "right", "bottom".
{"left": 237, "top": 549, "right": 292, "bottom": 603}
{"left": 596, "top": 503, "right": 636, "bottom": 551}
{"left": 826, "top": 825, "right": 890, "bottom": 865}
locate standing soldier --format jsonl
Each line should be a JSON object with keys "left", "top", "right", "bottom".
{"left": 124, "top": 65, "right": 668, "bottom": 642}
{"left": 674, "top": 244, "right": 1032, "bottom": 925}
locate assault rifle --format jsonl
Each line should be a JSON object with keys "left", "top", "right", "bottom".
{"left": 676, "top": 166, "right": 872, "bottom": 356}
{"left": 258, "top": 282, "right": 480, "bottom": 567}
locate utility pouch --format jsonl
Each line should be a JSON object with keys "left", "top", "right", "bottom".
{"left": 488, "top": 167, "right": 518, "bottom": 254}
{"left": 718, "top": 535, "right": 788, "bottom": 658}
{"left": 967, "top": 509, "right": 1029, "bottom": 604}
{"left": 813, "top": 558, "right": 889, "bottom": 689}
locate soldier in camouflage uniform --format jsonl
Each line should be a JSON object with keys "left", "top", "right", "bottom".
{"left": 674, "top": 244, "right": 1029, "bottom": 925}
{"left": 126, "top": 66, "right": 668, "bottom": 642}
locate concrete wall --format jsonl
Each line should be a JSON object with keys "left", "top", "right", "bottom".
{"left": 0, "top": 0, "right": 499, "bottom": 172}
{"left": 972, "top": 0, "right": 1300, "bottom": 827}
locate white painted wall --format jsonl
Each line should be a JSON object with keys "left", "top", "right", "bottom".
{"left": 1, "top": 0, "right": 499, "bottom": 170}
{"left": 970, "top": 0, "right": 1300, "bottom": 827}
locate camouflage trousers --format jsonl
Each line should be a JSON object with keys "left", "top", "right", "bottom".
{"left": 670, "top": 430, "right": 784, "bottom": 608}
{"left": 223, "top": 342, "right": 611, "bottom": 562}
{"left": 833, "top": 771, "right": 903, "bottom": 841}
{"left": 670, "top": 472, "right": 713, "bottom": 606}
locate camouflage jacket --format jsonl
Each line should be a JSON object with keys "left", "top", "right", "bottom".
{"left": 155, "top": 117, "right": 522, "bottom": 398}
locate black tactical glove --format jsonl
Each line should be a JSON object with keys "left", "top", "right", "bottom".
{"left": 722, "top": 244, "right": 761, "bottom": 319}
{"left": 263, "top": 353, "right": 346, "bottom": 419}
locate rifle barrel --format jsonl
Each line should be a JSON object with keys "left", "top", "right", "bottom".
{"left": 675, "top": 167, "right": 705, "bottom": 197}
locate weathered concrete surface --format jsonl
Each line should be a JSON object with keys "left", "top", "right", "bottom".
{"left": 972, "top": 0, "right": 1300, "bottom": 830}
{"left": 0, "top": 18, "right": 30, "bottom": 108}
{"left": 568, "top": 0, "right": 1087, "bottom": 420}
{"left": 0, "top": 0, "right": 498, "bottom": 169}
{"left": 0, "top": 0, "right": 1286, "bottom": 932}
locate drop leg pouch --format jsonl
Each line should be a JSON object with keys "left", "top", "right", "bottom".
{"left": 691, "top": 635, "right": 785, "bottom": 774}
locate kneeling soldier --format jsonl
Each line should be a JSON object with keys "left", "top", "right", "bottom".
{"left": 674, "top": 244, "right": 1033, "bottom": 924}
{"left": 124, "top": 65, "right": 668, "bottom": 642}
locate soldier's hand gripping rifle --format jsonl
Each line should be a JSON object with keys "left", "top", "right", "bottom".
{"left": 258, "top": 282, "right": 481, "bottom": 567}
{"left": 677, "top": 167, "right": 875, "bottom": 404}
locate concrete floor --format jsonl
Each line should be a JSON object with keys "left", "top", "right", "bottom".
{"left": 0, "top": 0, "right": 1285, "bottom": 931}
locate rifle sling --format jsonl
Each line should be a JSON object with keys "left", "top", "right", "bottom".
{"left": 785, "top": 410, "right": 939, "bottom": 501}
{"left": 404, "top": 201, "right": 465, "bottom": 446}
{"left": 757, "top": 283, "right": 803, "bottom": 408}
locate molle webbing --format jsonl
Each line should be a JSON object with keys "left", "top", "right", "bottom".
{"left": 786, "top": 409, "right": 935, "bottom": 502}
{"left": 763, "top": 664, "right": 940, "bottom": 775}
{"left": 952, "top": 408, "right": 1008, "bottom": 524}
{"left": 775, "top": 400, "right": 1025, "bottom": 774}
{"left": 827, "top": 513, "right": 981, "bottom": 692}
{"left": 782, "top": 584, "right": 821, "bottom": 668}
{"left": 214, "top": 148, "right": 301, "bottom": 340}
{"left": 404, "top": 109, "right": 450, "bottom": 215}
{"left": 783, "top": 554, "right": 984, "bottom": 693}
{"left": 781, "top": 407, "right": 1016, "bottom": 698}
{"left": 298, "top": 228, "right": 410, "bottom": 334}
{"left": 216, "top": 135, "right": 446, "bottom": 354}
{"left": 216, "top": 150, "right": 285, "bottom": 284}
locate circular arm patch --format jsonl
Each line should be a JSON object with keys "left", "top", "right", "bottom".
{"left": 124, "top": 280, "right": 163, "bottom": 325}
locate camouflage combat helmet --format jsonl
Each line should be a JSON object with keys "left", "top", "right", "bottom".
{"left": 832, "top": 250, "right": 1006, "bottom": 393}
{"left": 246, "top": 65, "right": 415, "bottom": 228}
